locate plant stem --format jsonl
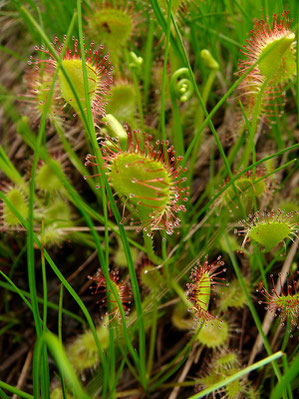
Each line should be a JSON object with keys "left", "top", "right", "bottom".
{"left": 160, "top": 0, "right": 172, "bottom": 141}
{"left": 281, "top": 317, "right": 291, "bottom": 352}
{"left": 169, "top": 68, "right": 191, "bottom": 155}
{"left": 142, "top": 230, "right": 163, "bottom": 265}
{"left": 187, "top": 68, "right": 218, "bottom": 185}
{"left": 242, "top": 77, "right": 270, "bottom": 168}
{"left": 143, "top": 19, "right": 154, "bottom": 106}
{"left": 146, "top": 293, "right": 158, "bottom": 379}
{"left": 171, "top": 280, "right": 192, "bottom": 309}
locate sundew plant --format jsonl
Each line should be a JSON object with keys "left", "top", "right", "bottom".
{"left": 1, "top": 0, "right": 299, "bottom": 398}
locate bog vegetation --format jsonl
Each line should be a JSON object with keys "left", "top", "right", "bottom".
{"left": 0, "top": 0, "right": 298, "bottom": 398}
